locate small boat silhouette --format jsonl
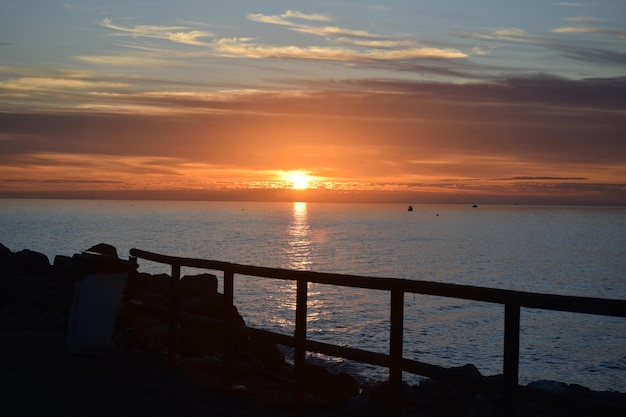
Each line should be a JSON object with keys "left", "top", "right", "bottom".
{"left": 407, "top": 205, "right": 413, "bottom": 211}
{"left": 472, "top": 204, "right": 478, "bottom": 208}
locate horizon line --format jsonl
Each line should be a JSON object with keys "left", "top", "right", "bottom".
{"left": 1, "top": 189, "right": 624, "bottom": 207}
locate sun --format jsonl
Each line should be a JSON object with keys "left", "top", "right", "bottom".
{"left": 286, "top": 171, "right": 311, "bottom": 190}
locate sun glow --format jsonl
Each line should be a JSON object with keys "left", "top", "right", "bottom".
{"left": 286, "top": 171, "right": 311, "bottom": 189}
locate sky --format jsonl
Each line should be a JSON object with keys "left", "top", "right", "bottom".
{"left": 1, "top": 1, "right": 625, "bottom": 205}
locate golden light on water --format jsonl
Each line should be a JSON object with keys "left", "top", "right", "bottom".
{"left": 287, "top": 201, "right": 312, "bottom": 271}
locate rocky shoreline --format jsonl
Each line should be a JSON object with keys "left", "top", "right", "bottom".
{"left": 2, "top": 242, "right": 625, "bottom": 416}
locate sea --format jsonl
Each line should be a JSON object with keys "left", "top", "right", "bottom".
{"left": 1, "top": 199, "right": 625, "bottom": 392}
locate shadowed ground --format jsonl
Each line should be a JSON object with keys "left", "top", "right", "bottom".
{"left": 0, "top": 330, "right": 339, "bottom": 417}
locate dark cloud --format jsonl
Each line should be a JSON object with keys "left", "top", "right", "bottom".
{"left": 497, "top": 176, "right": 589, "bottom": 181}
{"left": 342, "top": 74, "right": 626, "bottom": 109}
{"left": 2, "top": 182, "right": 623, "bottom": 205}
{"left": 554, "top": 44, "right": 626, "bottom": 66}
{"left": 4, "top": 179, "right": 123, "bottom": 184}
{"left": 456, "top": 26, "right": 625, "bottom": 76}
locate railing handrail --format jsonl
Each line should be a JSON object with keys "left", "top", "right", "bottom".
{"left": 129, "top": 248, "right": 626, "bottom": 317}
{"left": 128, "top": 248, "right": 626, "bottom": 415}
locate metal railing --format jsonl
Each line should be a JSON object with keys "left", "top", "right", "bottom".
{"left": 128, "top": 248, "right": 626, "bottom": 415}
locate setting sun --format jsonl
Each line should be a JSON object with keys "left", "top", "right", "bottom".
{"left": 286, "top": 171, "right": 311, "bottom": 190}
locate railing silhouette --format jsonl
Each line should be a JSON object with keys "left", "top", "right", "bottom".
{"left": 128, "top": 248, "right": 626, "bottom": 416}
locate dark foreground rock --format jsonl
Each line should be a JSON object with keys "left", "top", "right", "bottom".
{"left": 344, "top": 367, "right": 626, "bottom": 417}
{"left": 0, "top": 244, "right": 72, "bottom": 331}
{"left": 0, "top": 242, "right": 359, "bottom": 408}
{"left": 1, "top": 330, "right": 340, "bottom": 417}
{"left": 121, "top": 267, "right": 360, "bottom": 407}
{"left": 1, "top": 242, "right": 625, "bottom": 416}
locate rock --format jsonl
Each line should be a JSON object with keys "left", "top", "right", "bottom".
{"left": 178, "top": 323, "right": 223, "bottom": 357}
{"left": 12, "top": 249, "right": 51, "bottom": 274}
{"left": 124, "top": 270, "right": 245, "bottom": 323}
{"left": 330, "top": 372, "right": 361, "bottom": 404}
{"left": 344, "top": 392, "right": 370, "bottom": 417}
{"left": 406, "top": 378, "right": 440, "bottom": 409}
{"left": 244, "top": 335, "right": 285, "bottom": 372}
{"left": 521, "top": 381, "right": 626, "bottom": 417}
{"left": 527, "top": 380, "right": 568, "bottom": 394}
{"left": 0, "top": 242, "right": 12, "bottom": 261}
{"left": 448, "top": 363, "right": 483, "bottom": 379}
{"left": 179, "top": 273, "right": 219, "bottom": 315}
{"left": 128, "top": 314, "right": 169, "bottom": 353}
{"left": 52, "top": 255, "right": 76, "bottom": 285}
{"left": 180, "top": 273, "right": 218, "bottom": 297}
{"left": 126, "top": 272, "right": 171, "bottom": 308}
{"left": 87, "top": 243, "right": 118, "bottom": 258}
{"left": 305, "top": 362, "right": 359, "bottom": 405}
{"left": 0, "top": 261, "right": 73, "bottom": 330}
{"left": 365, "top": 380, "right": 398, "bottom": 416}
{"left": 120, "top": 270, "right": 248, "bottom": 358}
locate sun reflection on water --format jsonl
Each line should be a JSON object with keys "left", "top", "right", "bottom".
{"left": 286, "top": 201, "right": 312, "bottom": 271}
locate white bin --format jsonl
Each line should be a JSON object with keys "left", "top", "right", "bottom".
{"left": 66, "top": 251, "right": 135, "bottom": 355}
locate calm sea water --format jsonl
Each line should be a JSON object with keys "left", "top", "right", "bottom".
{"left": 1, "top": 199, "right": 625, "bottom": 391}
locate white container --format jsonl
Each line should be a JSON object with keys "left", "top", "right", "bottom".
{"left": 66, "top": 249, "right": 136, "bottom": 355}
{"left": 66, "top": 271, "right": 128, "bottom": 355}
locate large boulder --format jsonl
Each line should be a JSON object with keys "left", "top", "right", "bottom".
{"left": 177, "top": 273, "right": 245, "bottom": 326}
{"left": 126, "top": 314, "right": 169, "bottom": 353}
{"left": 7, "top": 249, "right": 51, "bottom": 274}
{"left": 0, "top": 248, "right": 72, "bottom": 330}
{"left": 52, "top": 255, "right": 76, "bottom": 285}
{"left": 244, "top": 335, "right": 285, "bottom": 372}
{"left": 403, "top": 364, "right": 498, "bottom": 417}
{"left": 0, "top": 243, "right": 12, "bottom": 262}
{"left": 86, "top": 243, "right": 118, "bottom": 258}
{"left": 178, "top": 323, "right": 223, "bottom": 357}
{"left": 180, "top": 273, "right": 218, "bottom": 297}
{"left": 179, "top": 273, "right": 219, "bottom": 315}
{"left": 126, "top": 272, "right": 171, "bottom": 309}
{"left": 121, "top": 270, "right": 247, "bottom": 355}
{"left": 305, "top": 361, "right": 360, "bottom": 405}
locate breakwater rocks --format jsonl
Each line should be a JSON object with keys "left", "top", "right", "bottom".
{"left": 0, "top": 243, "right": 75, "bottom": 331}
{"left": 346, "top": 367, "right": 626, "bottom": 417}
{"left": 0, "top": 243, "right": 359, "bottom": 406}
{"left": 2, "top": 242, "right": 625, "bottom": 416}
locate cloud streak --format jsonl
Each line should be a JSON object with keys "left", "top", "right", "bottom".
{"left": 1, "top": 76, "right": 127, "bottom": 91}
{"left": 98, "top": 18, "right": 214, "bottom": 46}
{"left": 76, "top": 54, "right": 173, "bottom": 66}
{"left": 94, "top": 11, "right": 467, "bottom": 71}
{"left": 552, "top": 26, "right": 626, "bottom": 37}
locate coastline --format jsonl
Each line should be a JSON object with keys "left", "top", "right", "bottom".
{"left": 2, "top": 243, "right": 625, "bottom": 417}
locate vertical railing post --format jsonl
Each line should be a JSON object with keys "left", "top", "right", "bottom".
{"left": 503, "top": 303, "right": 521, "bottom": 416}
{"left": 294, "top": 278, "right": 308, "bottom": 406}
{"left": 168, "top": 263, "right": 181, "bottom": 368}
{"left": 222, "top": 267, "right": 235, "bottom": 388}
{"left": 390, "top": 288, "right": 404, "bottom": 415}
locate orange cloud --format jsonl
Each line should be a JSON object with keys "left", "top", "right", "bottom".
{"left": 1, "top": 76, "right": 625, "bottom": 204}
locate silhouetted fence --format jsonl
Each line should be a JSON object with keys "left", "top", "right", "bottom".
{"left": 128, "top": 248, "right": 626, "bottom": 416}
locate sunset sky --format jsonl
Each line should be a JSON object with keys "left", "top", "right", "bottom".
{"left": 1, "top": 1, "right": 625, "bottom": 204}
